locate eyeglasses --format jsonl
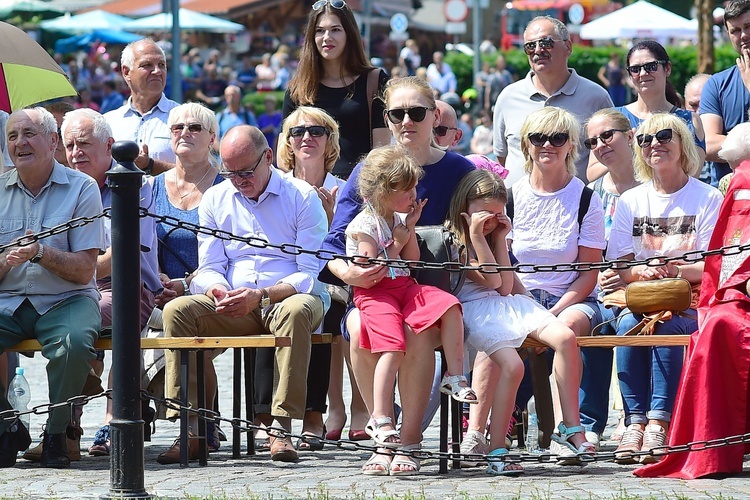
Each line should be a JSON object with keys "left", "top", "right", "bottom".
{"left": 527, "top": 132, "right": 569, "bottom": 148}
{"left": 386, "top": 106, "right": 434, "bottom": 124}
{"left": 433, "top": 125, "right": 458, "bottom": 137}
{"left": 312, "top": 0, "right": 346, "bottom": 10}
{"left": 523, "top": 37, "right": 564, "bottom": 55}
{"left": 626, "top": 60, "right": 666, "bottom": 76}
{"left": 170, "top": 123, "right": 204, "bottom": 135}
{"left": 219, "top": 148, "right": 269, "bottom": 180}
{"left": 583, "top": 129, "right": 628, "bottom": 150}
{"left": 289, "top": 125, "right": 328, "bottom": 138}
{"left": 636, "top": 128, "right": 673, "bottom": 148}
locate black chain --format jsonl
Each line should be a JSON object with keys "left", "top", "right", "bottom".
{"left": 0, "top": 210, "right": 109, "bottom": 254}
{"left": 0, "top": 391, "right": 110, "bottom": 424}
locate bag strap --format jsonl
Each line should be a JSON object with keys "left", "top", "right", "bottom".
{"left": 366, "top": 68, "right": 380, "bottom": 147}
{"left": 506, "top": 186, "right": 514, "bottom": 222}
{"left": 577, "top": 185, "right": 594, "bottom": 229}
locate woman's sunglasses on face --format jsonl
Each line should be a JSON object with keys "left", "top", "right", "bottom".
{"left": 433, "top": 125, "right": 458, "bottom": 137}
{"left": 312, "top": 0, "right": 346, "bottom": 10}
{"left": 627, "top": 60, "right": 666, "bottom": 76}
{"left": 636, "top": 128, "right": 673, "bottom": 148}
{"left": 527, "top": 132, "right": 569, "bottom": 148}
{"left": 583, "top": 129, "right": 628, "bottom": 150}
{"left": 170, "top": 123, "right": 204, "bottom": 135}
{"left": 523, "top": 37, "right": 563, "bottom": 56}
{"left": 289, "top": 125, "right": 328, "bottom": 138}
{"left": 386, "top": 106, "right": 434, "bottom": 124}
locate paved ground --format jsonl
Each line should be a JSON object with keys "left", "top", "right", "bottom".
{"left": 3, "top": 350, "right": 750, "bottom": 499}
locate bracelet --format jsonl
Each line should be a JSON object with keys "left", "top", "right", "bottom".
{"left": 675, "top": 266, "right": 682, "bottom": 279}
{"left": 144, "top": 158, "right": 154, "bottom": 175}
{"left": 179, "top": 277, "right": 190, "bottom": 295}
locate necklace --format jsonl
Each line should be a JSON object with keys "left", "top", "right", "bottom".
{"left": 174, "top": 166, "right": 213, "bottom": 200}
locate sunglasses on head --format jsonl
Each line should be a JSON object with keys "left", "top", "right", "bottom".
{"left": 386, "top": 106, "right": 434, "bottom": 124}
{"left": 627, "top": 60, "right": 666, "bottom": 76}
{"left": 289, "top": 125, "right": 328, "bottom": 138}
{"left": 523, "top": 37, "right": 563, "bottom": 55}
{"left": 312, "top": 0, "right": 346, "bottom": 10}
{"left": 636, "top": 128, "right": 673, "bottom": 148}
{"left": 583, "top": 129, "right": 628, "bottom": 150}
{"left": 219, "top": 148, "right": 269, "bottom": 180}
{"left": 528, "top": 132, "right": 569, "bottom": 148}
{"left": 170, "top": 123, "right": 204, "bottom": 135}
{"left": 433, "top": 125, "right": 458, "bottom": 137}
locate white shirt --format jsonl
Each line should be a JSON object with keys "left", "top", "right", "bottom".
{"left": 104, "top": 93, "right": 179, "bottom": 165}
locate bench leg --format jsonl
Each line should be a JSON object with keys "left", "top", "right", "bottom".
{"left": 233, "top": 348, "right": 242, "bottom": 459}
{"left": 180, "top": 349, "right": 190, "bottom": 467}
{"left": 527, "top": 348, "right": 554, "bottom": 448}
{"left": 451, "top": 398, "right": 461, "bottom": 471}
{"left": 439, "top": 353, "right": 448, "bottom": 474}
{"left": 197, "top": 351, "right": 208, "bottom": 466}
{"left": 244, "top": 347, "right": 256, "bottom": 455}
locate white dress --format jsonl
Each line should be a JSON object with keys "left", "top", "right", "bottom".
{"left": 458, "top": 279, "right": 554, "bottom": 355}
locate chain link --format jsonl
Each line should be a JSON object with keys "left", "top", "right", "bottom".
{"left": 0, "top": 210, "right": 109, "bottom": 255}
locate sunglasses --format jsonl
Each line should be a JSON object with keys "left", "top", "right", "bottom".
{"left": 433, "top": 125, "right": 458, "bottom": 137}
{"left": 312, "top": 0, "right": 346, "bottom": 10}
{"left": 583, "top": 129, "right": 628, "bottom": 150}
{"left": 528, "top": 132, "right": 569, "bottom": 148}
{"left": 290, "top": 125, "right": 328, "bottom": 138}
{"left": 386, "top": 106, "right": 434, "bottom": 124}
{"left": 636, "top": 128, "right": 673, "bottom": 148}
{"left": 626, "top": 60, "right": 666, "bottom": 76}
{"left": 219, "top": 148, "right": 269, "bottom": 180}
{"left": 523, "top": 37, "right": 563, "bottom": 55}
{"left": 170, "top": 123, "right": 204, "bottom": 135}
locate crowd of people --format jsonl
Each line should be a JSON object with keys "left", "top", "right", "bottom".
{"left": 0, "top": 0, "right": 749, "bottom": 482}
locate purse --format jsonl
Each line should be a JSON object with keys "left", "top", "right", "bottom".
{"left": 410, "top": 225, "right": 467, "bottom": 295}
{"left": 622, "top": 278, "right": 694, "bottom": 336}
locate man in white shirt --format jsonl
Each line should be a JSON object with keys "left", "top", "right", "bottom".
{"left": 158, "top": 125, "right": 327, "bottom": 465}
{"left": 426, "top": 51, "right": 457, "bottom": 95}
{"left": 104, "top": 38, "right": 178, "bottom": 176}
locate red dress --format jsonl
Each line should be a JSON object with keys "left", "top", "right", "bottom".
{"left": 637, "top": 161, "right": 750, "bottom": 478}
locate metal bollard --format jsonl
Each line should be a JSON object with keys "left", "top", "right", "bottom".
{"left": 102, "top": 141, "right": 152, "bottom": 500}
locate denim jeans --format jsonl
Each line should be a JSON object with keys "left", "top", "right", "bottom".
{"left": 615, "top": 309, "right": 695, "bottom": 425}
{"left": 514, "top": 290, "right": 613, "bottom": 434}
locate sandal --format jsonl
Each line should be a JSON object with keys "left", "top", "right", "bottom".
{"left": 549, "top": 423, "right": 596, "bottom": 466}
{"left": 364, "top": 416, "right": 401, "bottom": 449}
{"left": 88, "top": 425, "right": 110, "bottom": 457}
{"left": 361, "top": 448, "right": 392, "bottom": 476}
{"left": 486, "top": 448, "right": 524, "bottom": 476}
{"left": 439, "top": 373, "right": 479, "bottom": 404}
{"left": 390, "top": 444, "right": 422, "bottom": 476}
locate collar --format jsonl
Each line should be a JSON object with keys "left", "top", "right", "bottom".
{"left": 4, "top": 160, "right": 69, "bottom": 192}
{"left": 236, "top": 165, "right": 281, "bottom": 204}
{"left": 125, "top": 93, "right": 170, "bottom": 117}
{"left": 524, "top": 68, "right": 578, "bottom": 98}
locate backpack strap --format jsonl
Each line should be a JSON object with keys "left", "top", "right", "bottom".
{"left": 577, "top": 185, "right": 594, "bottom": 229}
{"left": 366, "top": 68, "right": 380, "bottom": 147}
{"left": 506, "top": 186, "right": 514, "bottom": 223}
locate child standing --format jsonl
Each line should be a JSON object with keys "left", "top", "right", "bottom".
{"left": 445, "top": 169, "right": 583, "bottom": 475}
{"left": 345, "top": 145, "right": 477, "bottom": 453}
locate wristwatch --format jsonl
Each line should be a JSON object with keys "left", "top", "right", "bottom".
{"left": 259, "top": 288, "right": 271, "bottom": 308}
{"left": 30, "top": 243, "right": 44, "bottom": 264}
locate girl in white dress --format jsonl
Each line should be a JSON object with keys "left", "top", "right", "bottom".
{"left": 446, "top": 169, "right": 583, "bottom": 475}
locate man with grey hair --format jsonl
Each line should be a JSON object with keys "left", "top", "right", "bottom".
{"left": 0, "top": 107, "right": 105, "bottom": 468}
{"left": 215, "top": 85, "right": 257, "bottom": 139}
{"left": 492, "top": 15, "right": 613, "bottom": 185}
{"left": 104, "top": 38, "right": 178, "bottom": 176}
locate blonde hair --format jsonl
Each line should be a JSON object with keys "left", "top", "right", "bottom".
{"left": 277, "top": 106, "right": 340, "bottom": 173}
{"left": 445, "top": 169, "right": 508, "bottom": 253}
{"left": 168, "top": 102, "right": 218, "bottom": 136}
{"left": 584, "top": 108, "right": 631, "bottom": 136}
{"left": 357, "top": 145, "right": 423, "bottom": 216}
{"left": 382, "top": 76, "right": 441, "bottom": 149}
{"left": 633, "top": 113, "right": 701, "bottom": 181}
{"left": 520, "top": 107, "right": 580, "bottom": 176}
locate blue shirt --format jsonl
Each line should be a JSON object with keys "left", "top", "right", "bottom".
{"left": 216, "top": 107, "right": 257, "bottom": 139}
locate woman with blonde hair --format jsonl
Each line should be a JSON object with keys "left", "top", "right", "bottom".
{"left": 607, "top": 113, "right": 722, "bottom": 465}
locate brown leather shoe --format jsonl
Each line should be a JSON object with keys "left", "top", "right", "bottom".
{"left": 269, "top": 436, "right": 298, "bottom": 462}
{"left": 156, "top": 433, "right": 202, "bottom": 465}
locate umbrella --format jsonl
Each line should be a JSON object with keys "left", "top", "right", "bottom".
{"left": 580, "top": 1, "right": 696, "bottom": 40}
{"left": 123, "top": 8, "right": 245, "bottom": 33}
{"left": 0, "top": 0, "right": 66, "bottom": 19}
{"left": 0, "top": 21, "right": 77, "bottom": 112}
{"left": 40, "top": 10, "right": 133, "bottom": 32}
{"left": 54, "top": 29, "right": 142, "bottom": 54}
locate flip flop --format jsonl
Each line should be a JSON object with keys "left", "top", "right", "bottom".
{"left": 296, "top": 429, "right": 325, "bottom": 451}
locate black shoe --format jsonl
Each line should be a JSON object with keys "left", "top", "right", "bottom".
{"left": 0, "top": 420, "right": 32, "bottom": 468}
{"left": 40, "top": 431, "right": 70, "bottom": 468}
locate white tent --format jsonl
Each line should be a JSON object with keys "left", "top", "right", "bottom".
{"left": 580, "top": 1, "right": 696, "bottom": 40}
{"left": 40, "top": 10, "right": 132, "bottom": 32}
{"left": 123, "top": 8, "right": 245, "bottom": 34}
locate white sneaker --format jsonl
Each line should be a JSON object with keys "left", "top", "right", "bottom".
{"left": 585, "top": 431, "right": 602, "bottom": 451}
{"left": 459, "top": 430, "right": 489, "bottom": 468}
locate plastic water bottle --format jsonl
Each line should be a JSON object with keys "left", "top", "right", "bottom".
{"left": 7, "top": 367, "right": 31, "bottom": 432}
{"left": 525, "top": 396, "right": 539, "bottom": 453}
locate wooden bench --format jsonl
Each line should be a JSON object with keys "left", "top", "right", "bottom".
{"left": 6, "top": 333, "right": 336, "bottom": 467}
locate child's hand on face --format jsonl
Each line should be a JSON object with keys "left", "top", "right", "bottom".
{"left": 392, "top": 223, "right": 411, "bottom": 245}
{"left": 404, "top": 198, "right": 427, "bottom": 228}
{"left": 460, "top": 211, "right": 495, "bottom": 238}
{"left": 493, "top": 213, "right": 512, "bottom": 238}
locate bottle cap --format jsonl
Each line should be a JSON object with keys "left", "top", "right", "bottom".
{"left": 15, "top": 367, "right": 24, "bottom": 375}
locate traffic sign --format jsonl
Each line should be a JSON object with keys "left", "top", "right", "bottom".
{"left": 569, "top": 3, "right": 585, "bottom": 25}
{"left": 390, "top": 13, "right": 408, "bottom": 34}
{"left": 445, "top": 21, "right": 467, "bottom": 34}
{"left": 443, "top": 0, "right": 468, "bottom": 23}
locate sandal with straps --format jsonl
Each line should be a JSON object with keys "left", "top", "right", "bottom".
{"left": 390, "top": 444, "right": 422, "bottom": 476}
{"left": 439, "top": 373, "right": 479, "bottom": 404}
{"left": 550, "top": 423, "right": 596, "bottom": 466}
{"left": 361, "top": 448, "right": 392, "bottom": 476}
{"left": 364, "top": 416, "right": 401, "bottom": 449}
{"left": 486, "top": 448, "right": 524, "bottom": 476}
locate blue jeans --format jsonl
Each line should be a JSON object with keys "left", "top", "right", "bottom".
{"left": 515, "top": 290, "right": 613, "bottom": 434}
{"left": 615, "top": 309, "right": 695, "bottom": 425}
